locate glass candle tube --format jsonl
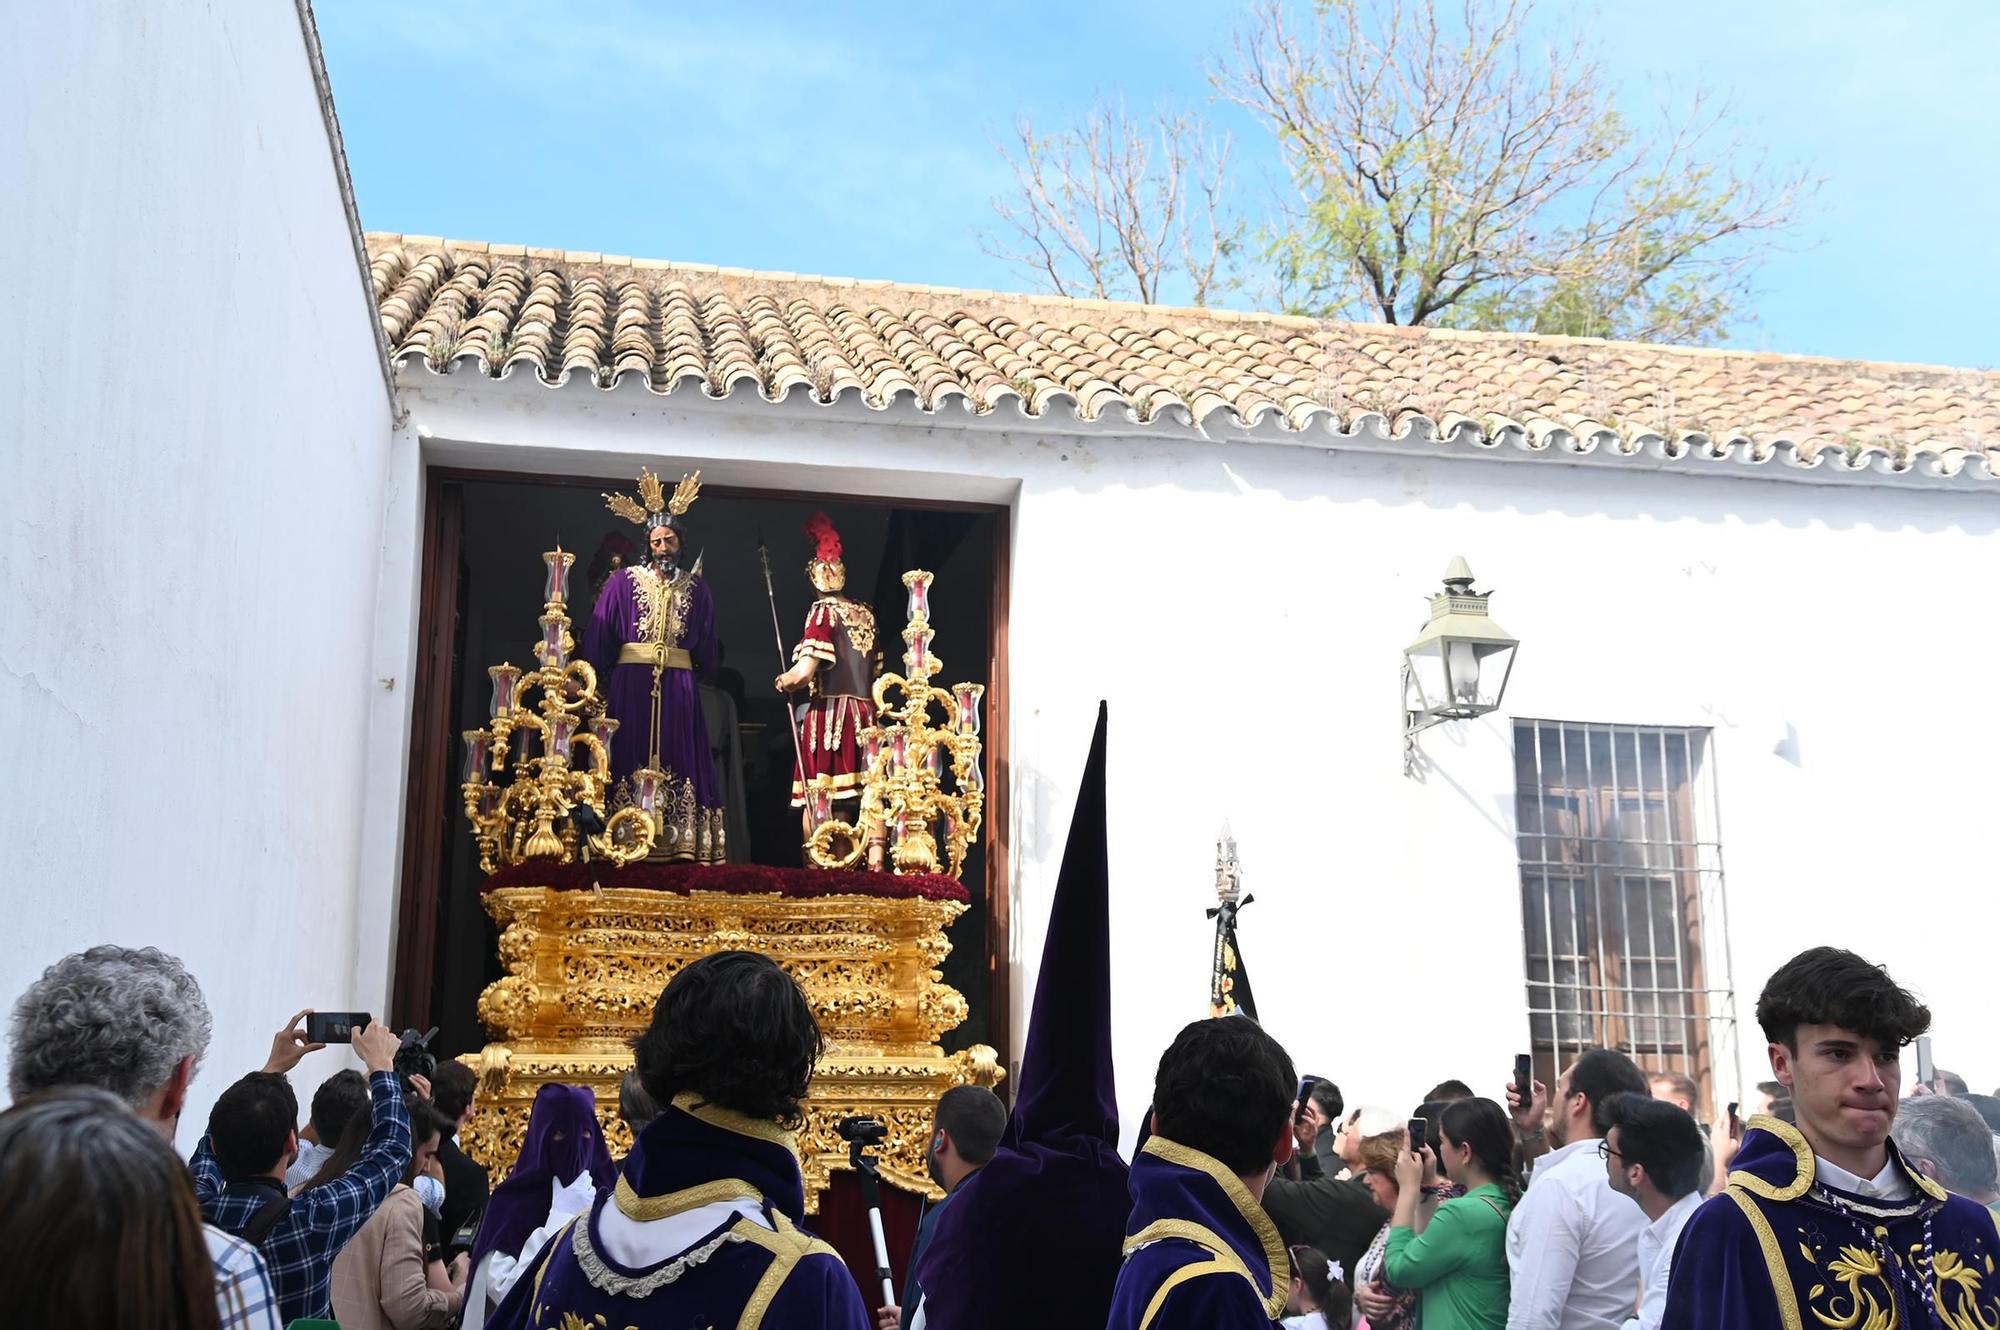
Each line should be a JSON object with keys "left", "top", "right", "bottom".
{"left": 539, "top": 614, "right": 569, "bottom": 669}
{"left": 953, "top": 683, "right": 984, "bottom": 735}
{"left": 548, "top": 714, "right": 576, "bottom": 762}
{"left": 903, "top": 570, "right": 933, "bottom": 623}
{"left": 543, "top": 547, "right": 575, "bottom": 604}
{"left": 489, "top": 664, "right": 521, "bottom": 717}
{"left": 633, "top": 767, "right": 662, "bottom": 814}
{"left": 462, "top": 730, "right": 491, "bottom": 783}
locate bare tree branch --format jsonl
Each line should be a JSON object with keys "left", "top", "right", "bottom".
{"left": 980, "top": 98, "right": 1245, "bottom": 306}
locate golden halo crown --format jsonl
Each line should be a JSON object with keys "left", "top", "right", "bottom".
{"left": 604, "top": 468, "right": 701, "bottom": 526}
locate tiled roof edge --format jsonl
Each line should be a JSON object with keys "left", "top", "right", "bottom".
{"left": 361, "top": 231, "right": 2000, "bottom": 383}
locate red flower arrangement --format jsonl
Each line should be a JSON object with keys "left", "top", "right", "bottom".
{"left": 479, "top": 860, "right": 969, "bottom": 904}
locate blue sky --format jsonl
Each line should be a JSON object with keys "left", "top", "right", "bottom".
{"left": 318, "top": 1, "right": 2000, "bottom": 367}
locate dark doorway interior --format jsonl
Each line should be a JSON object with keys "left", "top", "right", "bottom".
{"left": 401, "top": 475, "right": 1004, "bottom": 1066}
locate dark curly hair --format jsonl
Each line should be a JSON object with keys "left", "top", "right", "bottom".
{"left": 1151, "top": 1017, "right": 1296, "bottom": 1177}
{"left": 632, "top": 951, "right": 821, "bottom": 1128}
{"left": 1756, "top": 946, "right": 1931, "bottom": 1052}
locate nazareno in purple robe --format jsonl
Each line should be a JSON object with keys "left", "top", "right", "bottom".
{"left": 582, "top": 561, "right": 725, "bottom": 862}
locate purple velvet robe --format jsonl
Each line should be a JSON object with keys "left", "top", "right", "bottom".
{"left": 582, "top": 562, "right": 724, "bottom": 856}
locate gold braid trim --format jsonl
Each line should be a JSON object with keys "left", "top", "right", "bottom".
{"left": 528, "top": 1216, "right": 580, "bottom": 1323}
{"left": 669, "top": 1092, "right": 801, "bottom": 1160}
{"left": 1728, "top": 1114, "right": 1948, "bottom": 1208}
{"left": 614, "top": 1175, "right": 763, "bottom": 1222}
{"left": 732, "top": 1211, "right": 842, "bottom": 1330}
{"left": 1137, "top": 1254, "right": 1233, "bottom": 1330}
{"left": 1724, "top": 1187, "right": 1804, "bottom": 1330}
{"left": 1727, "top": 1115, "right": 1816, "bottom": 1202}
{"left": 1136, "top": 1136, "right": 1290, "bottom": 1319}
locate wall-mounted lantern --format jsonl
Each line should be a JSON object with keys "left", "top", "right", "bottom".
{"left": 1402, "top": 557, "right": 1518, "bottom": 775}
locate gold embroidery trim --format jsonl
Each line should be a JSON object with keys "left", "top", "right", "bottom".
{"left": 669, "top": 1092, "right": 801, "bottom": 1160}
{"left": 1725, "top": 1187, "right": 1804, "bottom": 1330}
{"left": 1729, "top": 1113, "right": 1946, "bottom": 1208}
{"left": 1728, "top": 1115, "right": 1817, "bottom": 1202}
{"left": 1137, "top": 1135, "right": 1291, "bottom": 1319}
{"left": 616, "top": 643, "right": 693, "bottom": 669}
{"left": 614, "top": 1175, "right": 763, "bottom": 1222}
{"left": 831, "top": 598, "right": 876, "bottom": 655}
{"left": 1138, "top": 1254, "right": 1231, "bottom": 1330}
{"left": 528, "top": 1215, "right": 579, "bottom": 1320}
{"left": 629, "top": 565, "right": 695, "bottom": 649}
{"left": 731, "top": 1212, "right": 841, "bottom": 1330}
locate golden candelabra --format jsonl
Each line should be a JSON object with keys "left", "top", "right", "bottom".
{"left": 804, "top": 571, "right": 985, "bottom": 878}
{"left": 461, "top": 547, "right": 655, "bottom": 870}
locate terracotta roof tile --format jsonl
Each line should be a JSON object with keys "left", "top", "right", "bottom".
{"left": 363, "top": 233, "right": 2000, "bottom": 483}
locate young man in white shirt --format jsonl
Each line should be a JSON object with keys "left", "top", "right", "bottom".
{"left": 1601, "top": 1093, "right": 1705, "bottom": 1330}
{"left": 1503, "top": 1047, "right": 1651, "bottom": 1330}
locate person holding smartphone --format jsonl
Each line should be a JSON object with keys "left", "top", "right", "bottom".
{"left": 1383, "top": 1099, "right": 1518, "bottom": 1330}
{"left": 1351, "top": 1129, "right": 1421, "bottom": 1330}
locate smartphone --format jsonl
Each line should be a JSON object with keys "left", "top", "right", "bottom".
{"left": 306, "top": 1011, "right": 371, "bottom": 1044}
{"left": 1726, "top": 1101, "right": 1742, "bottom": 1139}
{"left": 1514, "top": 1053, "right": 1533, "bottom": 1102}
{"left": 1408, "top": 1117, "right": 1428, "bottom": 1154}
{"left": 1295, "top": 1077, "right": 1318, "bottom": 1124}
{"left": 1915, "top": 1036, "right": 1935, "bottom": 1091}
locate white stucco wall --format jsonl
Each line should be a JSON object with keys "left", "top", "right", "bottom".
{"left": 0, "top": 2, "right": 398, "bottom": 1143}
{"left": 393, "top": 375, "right": 2000, "bottom": 1143}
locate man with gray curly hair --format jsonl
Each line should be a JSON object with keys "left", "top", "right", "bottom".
{"left": 1896, "top": 1094, "right": 2000, "bottom": 1211}
{"left": 8, "top": 944, "right": 215, "bottom": 1121}
{"left": 9, "top": 944, "right": 281, "bottom": 1330}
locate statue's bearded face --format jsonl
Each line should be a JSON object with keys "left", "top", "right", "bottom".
{"left": 649, "top": 524, "right": 680, "bottom": 562}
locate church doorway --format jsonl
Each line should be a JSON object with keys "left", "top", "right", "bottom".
{"left": 390, "top": 470, "right": 1011, "bottom": 1073}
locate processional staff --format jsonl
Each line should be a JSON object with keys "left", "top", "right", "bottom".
{"left": 756, "top": 533, "right": 811, "bottom": 800}
{"left": 1207, "top": 823, "right": 1260, "bottom": 1020}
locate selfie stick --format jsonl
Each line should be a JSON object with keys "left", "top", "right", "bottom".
{"left": 848, "top": 1135, "right": 897, "bottom": 1306}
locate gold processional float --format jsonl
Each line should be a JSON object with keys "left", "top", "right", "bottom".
{"left": 455, "top": 541, "right": 1001, "bottom": 1207}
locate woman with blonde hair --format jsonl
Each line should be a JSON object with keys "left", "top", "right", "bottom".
{"left": 1349, "top": 1130, "right": 1419, "bottom": 1330}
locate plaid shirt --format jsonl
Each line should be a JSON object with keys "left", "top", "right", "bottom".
{"left": 204, "top": 1224, "right": 282, "bottom": 1330}
{"left": 194, "top": 1069, "right": 411, "bottom": 1324}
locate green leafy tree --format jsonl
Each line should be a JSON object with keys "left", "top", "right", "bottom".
{"left": 1215, "top": 0, "right": 1813, "bottom": 341}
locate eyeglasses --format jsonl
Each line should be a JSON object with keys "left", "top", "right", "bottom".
{"left": 1596, "top": 1141, "right": 1624, "bottom": 1163}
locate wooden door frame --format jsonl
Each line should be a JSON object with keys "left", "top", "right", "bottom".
{"left": 389, "top": 473, "right": 463, "bottom": 1028}
{"left": 390, "top": 466, "right": 1014, "bottom": 1075}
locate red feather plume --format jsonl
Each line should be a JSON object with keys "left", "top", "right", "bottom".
{"left": 803, "top": 512, "right": 843, "bottom": 563}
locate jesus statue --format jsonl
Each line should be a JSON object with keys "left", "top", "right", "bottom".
{"left": 584, "top": 468, "right": 725, "bottom": 863}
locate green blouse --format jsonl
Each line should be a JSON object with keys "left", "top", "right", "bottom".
{"left": 1382, "top": 1183, "right": 1513, "bottom": 1330}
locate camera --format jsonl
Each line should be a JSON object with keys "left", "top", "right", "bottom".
{"left": 394, "top": 1027, "right": 439, "bottom": 1092}
{"left": 837, "top": 1115, "right": 887, "bottom": 1147}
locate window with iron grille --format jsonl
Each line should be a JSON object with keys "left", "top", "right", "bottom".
{"left": 1513, "top": 721, "right": 1738, "bottom": 1118}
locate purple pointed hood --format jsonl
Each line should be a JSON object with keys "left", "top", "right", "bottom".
{"left": 911, "top": 702, "right": 1131, "bottom": 1329}
{"left": 466, "top": 1083, "right": 618, "bottom": 1275}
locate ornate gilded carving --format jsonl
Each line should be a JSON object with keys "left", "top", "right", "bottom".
{"left": 461, "top": 885, "right": 1003, "bottom": 1210}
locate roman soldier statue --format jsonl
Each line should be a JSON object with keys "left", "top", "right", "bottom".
{"left": 583, "top": 468, "right": 725, "bottom": 863}
{"left": 774, "top": 514, "right": 878, "bottom": 835}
